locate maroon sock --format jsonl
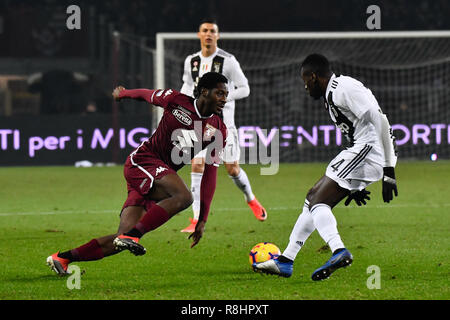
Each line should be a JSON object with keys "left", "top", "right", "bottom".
{"left": 134, "top": 204, "right": 170, "bottom": 236}
{"left": 70, "top": 239, "right": 104, "bottom": 262}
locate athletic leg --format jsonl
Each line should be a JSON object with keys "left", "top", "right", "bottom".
{"left": 307, "top": 175, "right": 349, "bottom": 209}
{"left": 260, "top": 175, "right": 344, "bottom": 264}
{"left": 46, "top": 205, "right": 147, "bottom": 275}
{"left": 307, "top": 175, "right": 353, "bottom": 280}
{"left": 121, "top": 173, "right": 193, "bottom": 238}
{"left": 94, "top": 206, "right": 147, "bottom": 257}
{"left": 281, "top": 199, "right": 315, "bottom": 261}
{"left": 226, "top": 161, "right": 267, "bottom": 221}
{"left": 307, "top": 175, "right": 349, "bottom": 252}
{"left": 253, "top": 175, "right": 350, "bottom": 278}
{"left": 226, "top": 162, "right": 254, "bottom": 201}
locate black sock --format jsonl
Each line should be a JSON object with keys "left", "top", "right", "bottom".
{"left": 277, "top": 255, "right": 293, "bottom": 263}
{"left": 124, "top": 228, "right": 143, "bottom": 238}
{"left": 57, "top": 250, "right": 74, "bottom": 261}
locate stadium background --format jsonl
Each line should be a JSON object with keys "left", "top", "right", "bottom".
{"left": 0, "top": 0, "right": 449, "bottom": 165}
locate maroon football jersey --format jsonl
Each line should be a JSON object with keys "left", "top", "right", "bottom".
{"left": 120, "top": 88, "right": 227, "bottom": 171}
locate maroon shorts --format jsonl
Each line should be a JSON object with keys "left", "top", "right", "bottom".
{"left": 121, "top": 154, "right": 176, "bottom": 214}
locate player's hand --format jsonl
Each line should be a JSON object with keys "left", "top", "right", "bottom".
{"left": 112, "top": 86, "right": 125, "bottom": 100}
{"left": 344, "top": 189, "right": 371, "bottom": 206}
{"left": 382, "top": 167, "right": 398, "bottom": 203}
{"left": 189, "top": 220, "right": 206, "bottom": 248}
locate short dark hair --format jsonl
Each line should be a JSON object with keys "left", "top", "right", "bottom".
{"left": 194, "top": 72, "right": 228, "bottom": 98}
{"left": 301, "top": 53, "right": 332, "bottom": 77}
{"left": 199, "top": 18, "right": 219, "bottom": 29}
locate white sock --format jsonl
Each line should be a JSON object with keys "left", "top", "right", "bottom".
{"left": 282, "top": 200, "right": 315, "bottom": 261}
{"left": 190, "top": 172, "right": 203, "bottom": 221}
{"left": 230, "top": 168, "right": 255, "bottom": 202}
{"left": 310, "top": 203, "right": 345, "bottom": 253}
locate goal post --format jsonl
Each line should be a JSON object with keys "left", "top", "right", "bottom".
{"left": 155, "top": 31, "right": 450, "bottom": 162}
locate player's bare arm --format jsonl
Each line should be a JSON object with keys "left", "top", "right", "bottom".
{"left": 113, "top": 87, "right": 157, "bottom": 104}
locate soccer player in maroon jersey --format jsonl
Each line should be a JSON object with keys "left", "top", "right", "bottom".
{"left": 46, "top": 72, "right": 228, "bottom": 275}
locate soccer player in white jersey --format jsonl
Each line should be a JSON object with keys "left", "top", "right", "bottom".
{"left": 180, "top": 19, "right": 267, "bottom": 232}
{"left": 253, "top": 53, "right": 398, "bottom": 281}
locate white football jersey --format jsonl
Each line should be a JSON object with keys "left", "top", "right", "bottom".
{"left": 324, "top": 73, "right": 384, "bottom": 162}
{"left": 181, "top": 47, "right": 249, "bottom": 129}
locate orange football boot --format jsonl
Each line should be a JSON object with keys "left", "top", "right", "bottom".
{"left": 180, "top": 218, "right": 198, "bottom": 233}
{"left": 113, "top": 234, "right": 146, "bottom": 256}
{"left": 248, "top": 198, "right": 267, "bottom": 221}
{"left": 46, "top": 252, "right": 70, "bottom": 276}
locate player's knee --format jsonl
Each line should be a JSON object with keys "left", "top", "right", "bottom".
{"left": 227, "top": 165, "right": 240, "bottom": 177}
{"left": 307, "top": 188, "right": 325, "bottom": 209}
{"left": 192, "top": 162, "right": 205, "bottom": 173}
{"left": 306, "top": 187, "right": 316, "bottom": 205}
{"left": 185, "top": 192, "right": 194, "bottom": 207}
{"left": 175, "top": 190, "right": 193, "bottom": 211}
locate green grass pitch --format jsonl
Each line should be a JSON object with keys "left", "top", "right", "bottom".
{"left": 0, "top": 161, "right": 449, "bottom": 300}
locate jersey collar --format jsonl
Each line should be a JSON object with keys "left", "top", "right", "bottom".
{"left": 200, "top": 47, "right": 219, "bottom": 59}
{"left": 194, "top": 99, "right": 213, "bottom": 119}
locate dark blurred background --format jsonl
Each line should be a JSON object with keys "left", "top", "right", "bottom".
{"left": 0, "top": 0, "right": 448, "bottom": 116}
{"left": 0, "top": 0, "right": 448, "bottom": 164}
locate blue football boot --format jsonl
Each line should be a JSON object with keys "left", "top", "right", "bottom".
{"left": 311, "top": 248, "right": 353, "bottom": 281}
{"left": 252, "top": 257, "right": 293, "bottom": 278}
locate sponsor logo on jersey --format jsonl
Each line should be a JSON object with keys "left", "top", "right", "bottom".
{"left": 203, "top": 123, "right": 217, "bottom": 141}
{"left": 213, "top": 61, "right": 221, "bottom": 73}
{"left": 176, "top": 106, "right": 192, "bottom": 115}
{"left": 172, "top": 109, "right": 192, "bottom": 126}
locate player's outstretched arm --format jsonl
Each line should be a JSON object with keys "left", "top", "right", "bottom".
{"left": 112, "top": 87, "right": 156, "bottom": 104}
{"left": 189, "top": 163, "right": 218, "bottom": 248}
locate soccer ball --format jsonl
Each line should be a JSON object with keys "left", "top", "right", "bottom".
{"left": 249, "top": 242, "right": 280, "bottom": 265}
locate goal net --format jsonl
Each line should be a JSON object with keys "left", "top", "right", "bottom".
{"left": 156, "top": 31, "right": 450, "bottom": 162}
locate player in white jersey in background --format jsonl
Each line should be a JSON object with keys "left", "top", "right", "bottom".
{"left": 254, "top": 53, "right": 398, "bottom": 281}
{"left": 180, "top": 19, "right": 267, "bottom": 233}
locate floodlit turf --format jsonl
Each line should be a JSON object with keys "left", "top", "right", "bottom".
{"left": 0, "top": 161, "right": 449, "bottom": 300}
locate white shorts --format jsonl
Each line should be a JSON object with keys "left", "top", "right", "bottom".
{"left": 193, "top": 128, "right": 240, "bottom": 163}
{"left": 326, "top": 144, "right": 383, "bottom": 191}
